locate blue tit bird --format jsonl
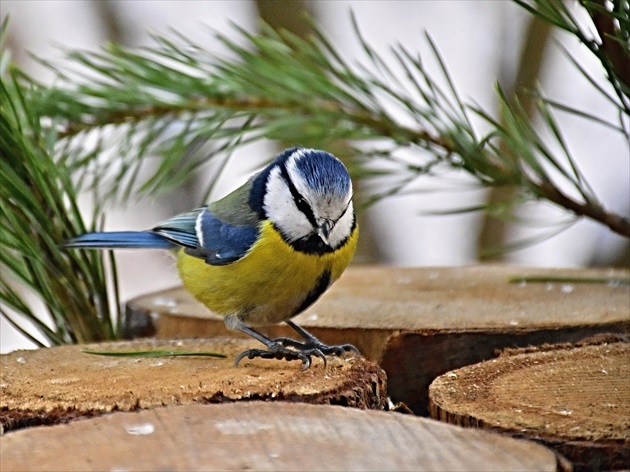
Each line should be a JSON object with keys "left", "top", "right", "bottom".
{"left": 65, "top": 147, "right": 359, "bottom": 368}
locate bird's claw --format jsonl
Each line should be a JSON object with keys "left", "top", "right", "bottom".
{"left": 234, "top": 322, "right": 360, "bottom": 369}
{"left": 273, "top": 336, "right": 360, "bottom": 357}
{"left": 320, "top": 343, "right": 360, "bottom": 357}
{"left": 234, "top": 343, "right": 328, "bottom": 370}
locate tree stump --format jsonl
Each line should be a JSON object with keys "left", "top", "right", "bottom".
{"left": 429, "top": 340, "right": 630, "bottom": 471}
{"left": 1, "top": 402, "right": 567, "bottom": 471}
{"left": 0, "top": 338, "right": 386, "bottom": 432}
{"left": 126, "top": 265, "right": 630, "bottom": 413}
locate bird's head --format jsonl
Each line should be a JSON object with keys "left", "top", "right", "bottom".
{"left": 255, "top": 148, "right": 355, "bottom": 254}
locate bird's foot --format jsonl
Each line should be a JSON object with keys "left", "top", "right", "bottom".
{"left": 234, "top": 321, "right": 360, "bottom": 369}
{"left": 272, "top": 336, "right": 360, "bottom": 358}
{"left": 234, "top": 342, "right": 327, "bottom": 370}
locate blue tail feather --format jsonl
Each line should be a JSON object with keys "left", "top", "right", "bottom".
{"left": 63, "top": 231, "right": 175, "bottom": 250}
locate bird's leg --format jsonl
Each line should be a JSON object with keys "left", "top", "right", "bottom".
{"left": 234, "top": 324, "right": 326, "bottom": 369}
{"left": 274, "top": 320, "right": 360, "bottom": 357}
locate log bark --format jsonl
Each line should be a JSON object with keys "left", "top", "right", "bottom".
{"left": 1, "top": 402, "right": 566, "bottom": 471}
{"left": 125, "top": 265, "right": 630, "bottom": 414}
{"left": 0, "top": 338, "right": 386, "bottom": 432}
{"left": 429, "top": 340, "right": 630, "bottom": 471}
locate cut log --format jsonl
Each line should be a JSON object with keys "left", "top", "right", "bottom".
{"left": 429, "top": 340, "right": 630, "bottom": 471}
{"left": 1, "top": 402, "right": 567, "bottom": 471}
{"left": 125, "top": 265, "right": 630, "bottom": 413}
{"left": 0, "top": 338, "right": 386, "bottom": 432}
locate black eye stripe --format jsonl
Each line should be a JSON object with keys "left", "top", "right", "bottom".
{"left": 279, "top": 164, "right": 317, "bottom": 227}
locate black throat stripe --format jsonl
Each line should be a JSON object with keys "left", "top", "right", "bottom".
{"left": 293, "top": 269, "right": 331, "bottom": 316}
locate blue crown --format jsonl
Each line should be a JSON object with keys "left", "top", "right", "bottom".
{"left": 292, "top": 149, "right": 351, "bottom": 198}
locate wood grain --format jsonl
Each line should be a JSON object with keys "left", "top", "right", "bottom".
{"left": 1, "top": 402, "right": 564, "bottom": 471}
{"left": 429, "top": 341, "right": 630, "bottom": 471}
{"left": 125, "top": 265, "right": 630, "bottom": 413}
{"left": 0, "top": 338, "right": 386, "bottom": 432}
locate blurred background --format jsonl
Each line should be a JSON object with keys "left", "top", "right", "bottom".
{"left": 2, "top": 0, "right": 628, "bottom": 352}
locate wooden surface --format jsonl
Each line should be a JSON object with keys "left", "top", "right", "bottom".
{"left": 1, "top": 402, "right": 565, "bottom": 472}
{"left": 429, "top": 340, "right": 630, "bottom": 471}
{"left": 126, "top": 265, "right": 630, "bottom": 413}
{"left": 0, "top": 338, "right": 386, "bottom": 432}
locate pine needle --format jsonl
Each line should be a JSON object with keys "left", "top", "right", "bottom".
{"left": 82, "top": 348, "right": 227, "bottom": 358}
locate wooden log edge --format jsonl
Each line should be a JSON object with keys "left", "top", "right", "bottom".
{"left": 1, "top": 337, "right": 387, "bottom": 433}
{"left": 125, "top": 266, "right": 630, "bottom": 415}
{"left": 429, "top": 338, "right": 630, "bottom": 470}
{"left": 1, "top": 402, "right": 567, "bottom": 472}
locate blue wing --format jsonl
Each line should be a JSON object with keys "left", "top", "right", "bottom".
{"left": 155, "top": 208, "right": 259, "bottom": 266}
{"left": 65, "top": 208, "right": 259, "bottom": 267}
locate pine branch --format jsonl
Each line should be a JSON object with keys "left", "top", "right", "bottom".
{"left": 3, "top": 2, "right": 630, "bottom": 347}
{"left": 27, "top": 11, "right": 628, "bottom": 240}
{"left": 588, "top": 0, "right": 630, "bottom": 91}
{"left": 1, "top": 32, "right": 121, "bottom": 345}
{"left": 532, "top": 180, "right": 630, "bottom": 236}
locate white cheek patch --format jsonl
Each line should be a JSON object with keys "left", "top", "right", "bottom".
{"left": 328, "top": 201, "right": 355, "bottom": 248}
{"left": 264, "top": 168, "right": 293, "bottom": 212}
{"left": 263, "top": 168, "right": 312, "bottom": 242}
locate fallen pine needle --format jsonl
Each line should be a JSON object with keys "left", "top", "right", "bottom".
{"left": 82, "top": 348, "right": 227, "bottom": 358}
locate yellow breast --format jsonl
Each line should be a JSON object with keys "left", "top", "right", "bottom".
{"left": 176, "top": 220, "right": 358, "bottom": 326}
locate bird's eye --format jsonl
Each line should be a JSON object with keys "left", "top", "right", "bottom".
{"left": 293, "top": 195, "right": 317, "bottom": 227}
{"left": 293, "top": 195, "right": 309, "bottom": 210}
